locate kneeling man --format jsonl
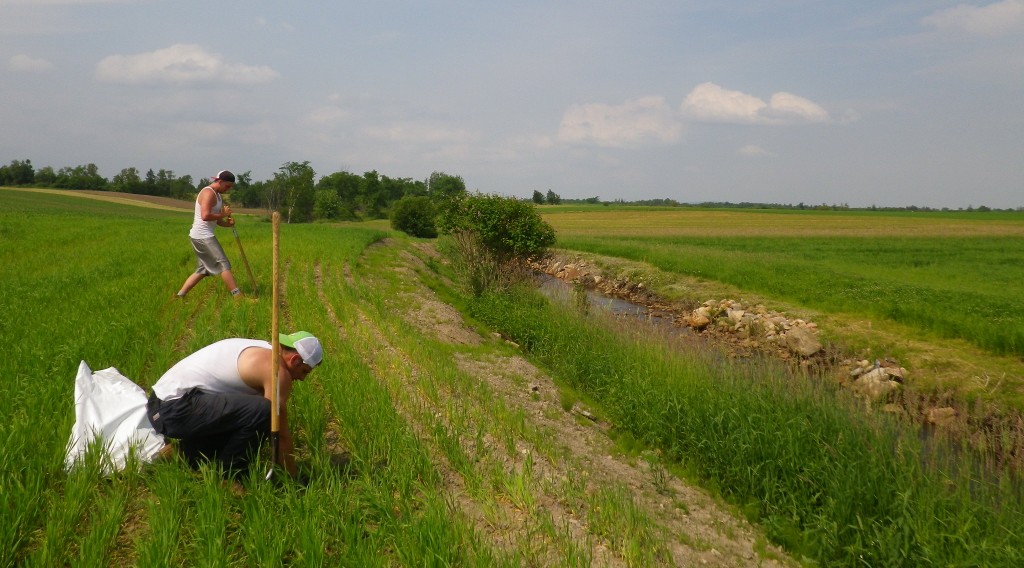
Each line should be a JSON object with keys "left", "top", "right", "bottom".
{"left": 147, "top": 332, "right": 322, "bottom": 478}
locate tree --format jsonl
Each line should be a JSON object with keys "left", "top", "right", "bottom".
{"left": 437, "top": 192, "right": 556, "bottom": 295}
{"left": 390, "top": 195, "right": 437, "bottom": 238}
{"left": 314, "top": 189, "right": 353, "bottom": 221}
{"left": 545, "top": 189, "right": 561, "bottom": 205}
{"left": 111, "top": 167, "right": 143, "bottom": 193}
{"left": 532, "top": 190, "right": 545, "bottom": 205}
{"left": 54, "top": 163, "right": 106, "bottom": 189}
{"left": 271, "top": 161, "right": 316, "bottom": 223}
{"left": 438, "top": 192, "right": 555, "bottom": 262}
{"left": 361, "top": 170, "right": 385, "bottom": 218}
{"left": 1, "top": 159, "right": 35, "bottom": 185}
{"left": 317, "top": 170, "right": 363, "bottom": 216}
{"left": 427, "top": 171, "right": 466, "bottom": 202}
{"left": 34, "top": 166, "right": 57, "bottom": 186}
{"left": 170, "top": 175, "right": 194, "bottom": 200}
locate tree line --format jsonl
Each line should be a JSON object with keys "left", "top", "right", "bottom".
{"left": 1, "top": 159, "right": 469, "bottom": 223}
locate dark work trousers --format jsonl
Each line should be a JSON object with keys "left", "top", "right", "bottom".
{"left": 147, "top": 388, "right": 270, "bottom": 477}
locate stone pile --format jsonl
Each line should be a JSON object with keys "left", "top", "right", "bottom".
{"left": 682, "top": 299, "right": 823, "bottom": 358}
{"left": 839, "top": 358, "right": 907, "bottom": 403}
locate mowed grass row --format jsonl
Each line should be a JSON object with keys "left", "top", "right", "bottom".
{"left": 0, "top": 191, "right": 510, "bottom": 566}
{"left": 544, "top": 207, "right": 1024, "bottom": 358}
{"left": 466, "top": 284, "right": 1024, "bottom": 567}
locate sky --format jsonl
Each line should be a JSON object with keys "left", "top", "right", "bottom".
{"left": 2, "top": 1, "right": 1022, "bottom": 209}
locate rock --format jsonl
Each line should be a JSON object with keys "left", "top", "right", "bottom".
{"left": 688, "top": 313, "right": 711, "bottom": 331}
{"left": 785, "top": 326, "right": 822, "bottom": 357}
{"left": 851, "top": 368, "right": 901, "bottom": 402}
{"left": 927, "top": 407, "right": 957, "bottom": 427}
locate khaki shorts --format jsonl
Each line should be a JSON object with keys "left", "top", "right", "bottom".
{"left": 191, "top": 237, "right": 232, "bottom": 275}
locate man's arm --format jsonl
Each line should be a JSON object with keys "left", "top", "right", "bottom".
{"left": 197, "top": 187, "right": 232, "bottom": 223}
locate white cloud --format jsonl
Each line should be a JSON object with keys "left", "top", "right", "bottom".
{"left": 922, "top": 0, "right": 1024, "bottom": 37}
{"left": 558, "top": 96, "right": 681, "bottom": 147}
{"left": 765, "top": 92, "right": 830, "bottom": 122}
{"left": 681, "top": 82, "right": 830, "bottom": 125}
{"left": 738, "top": 144, "right": 775, "bottom": 157}
{"left": 95, "top": 44, "right": 279, "bottom": 85}
{"left": 9, "top": 54, "right": 54, "bottom": 73}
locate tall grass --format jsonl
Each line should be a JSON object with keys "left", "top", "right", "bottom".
{"left": 466, "top": 284, "right": 1023, "bottom": 566}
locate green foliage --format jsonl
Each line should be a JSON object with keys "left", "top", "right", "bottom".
{"left": 316, "top": 170, "right": 362, "bottom": 210}
{"left": 426, "top": 171, "right": 466, "bottom": 202}
{"left": 52, "top": 163, "right": 107, "bottom": 190}
{"left": 0, "top": 159, "right": 35, "bottom": 185}
{"left": 466, "top": 284, "right": 1024, "bottom": 567}
{"left": 271, "top": 161, "right": 316, "bottom": 223}
{"left": 110, "top": 167, "right": 143, "bottom": 193}
{"left": 314, "top": 189, "right": 350, "bottom": 221}
{"left": 437, "top": 192, "right": 555, "bottom": 262}
{"left": 532, "top": 190, "right": 544, "bottom": 205}
{"left": 545, "top": 189, "right": 561, "bottom": 205}
{"left": 389, "top": 195, "right": 437, "bottom": 238}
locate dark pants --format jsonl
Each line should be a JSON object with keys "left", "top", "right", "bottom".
{"left": 147, "top": 388, "right": 270, "bottom": 477}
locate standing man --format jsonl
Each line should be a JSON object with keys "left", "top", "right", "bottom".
{"left": 147, "top": 331, "right": 323, "bottom": 478}
{"left": 177, "top": 170, "right": 241, "bottom": 298}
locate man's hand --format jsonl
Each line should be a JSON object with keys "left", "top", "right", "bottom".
{"left": 221, "top": 205, "right": 233, "bottom": 219}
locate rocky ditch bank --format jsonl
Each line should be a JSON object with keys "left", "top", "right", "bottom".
{"left": 528, "top": 255, "right": 965, "bottom": 429}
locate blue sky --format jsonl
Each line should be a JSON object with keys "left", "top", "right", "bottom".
{"left": 2, "top": 1, "right": 1022, "bottom": 208}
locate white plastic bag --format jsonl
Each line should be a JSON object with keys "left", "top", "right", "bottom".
{"left": 64, "top": 360, "right": 165, "bottom": 473}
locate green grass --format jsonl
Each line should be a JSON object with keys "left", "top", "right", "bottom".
{"left": 8, "top": 191, "right": 1022, "bottom": 566}
{"left": 0, "top": 190, "right": 499, "bottom": 566}
{"left": 465, "top": 283, "right": 1023, "bottom": 567}
{"left": 555, "top": 232, "right": 1024, "bottom": 357}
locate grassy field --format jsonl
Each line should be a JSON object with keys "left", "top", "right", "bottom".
{"left": 541, "top": 205, "right": 1024, "bottom": 408}
{"left": 3, "top": 190, "right": 1022, "bottom": 567}
{"left": 1, "top": 190, "right": 792, "bottom": 566}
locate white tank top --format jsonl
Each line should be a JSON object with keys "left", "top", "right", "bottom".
{"left": 153, "top": 338, "right": 269, "bottom": 400}
{"left": 189, "top": 186, "right": 223, "bottom": 239}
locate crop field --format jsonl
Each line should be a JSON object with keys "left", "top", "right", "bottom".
{"left": 3, "top": 190, "right": 1022, "bottom": 567}
{"left": 543, "top": 206, "right": 1024, "bottom": 405}
{"left": 1, "top": 190, "right": 794, "bottom": 566}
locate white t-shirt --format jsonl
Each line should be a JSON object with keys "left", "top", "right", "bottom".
{"left": 153, "top": 338, "right": 268, "bottom": 401}
{"left": 189, "top": 186, "right": 223, "bottom": 240}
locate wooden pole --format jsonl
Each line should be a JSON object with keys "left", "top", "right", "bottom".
{"left": 270, "top": 211, "right": 281, "bottom": 468}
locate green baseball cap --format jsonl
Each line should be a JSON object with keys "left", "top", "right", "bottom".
{"left": 279, "top": 331, "right": 323, "bottom": 367}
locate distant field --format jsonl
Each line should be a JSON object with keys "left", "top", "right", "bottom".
{"left": 542, "top": 205, "right": 1024, "bottom": 360}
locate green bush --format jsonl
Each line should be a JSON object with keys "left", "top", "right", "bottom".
{"left": 437, "top": 192, "right": 555, "bottom": 261}
{"left": 436, "top": 192, "right": 556, "bottom": 296}
{"left": 390, "top": 196, "right": 437, "bottom": 238}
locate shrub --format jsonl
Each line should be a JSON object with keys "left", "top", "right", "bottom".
{"left": 390, "top": 196, "right": 437, "bottom": 238}
{"left": 437, "top": 192, "right": 555, "bottom": 262}
{"left": 436, "top": 192, "right": 556, "bottom": 296}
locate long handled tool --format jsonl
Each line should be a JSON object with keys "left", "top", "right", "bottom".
{"left": 266, "top": 211, "right": 281, "bottom": 480}
{"left": 230, "top": 222, "right": 259, "bottom": 296}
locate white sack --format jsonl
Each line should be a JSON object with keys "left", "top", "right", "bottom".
{"left": 65, "top": 360, "right": 165, "bottom": 473}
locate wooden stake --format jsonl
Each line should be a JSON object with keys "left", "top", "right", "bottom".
{"left": 270, "top": 211, "right": 281, "bottom": 467}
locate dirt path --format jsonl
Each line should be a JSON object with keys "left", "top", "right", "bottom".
{"left": 333, "top": 238, "right": 796, "bottom": 566}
